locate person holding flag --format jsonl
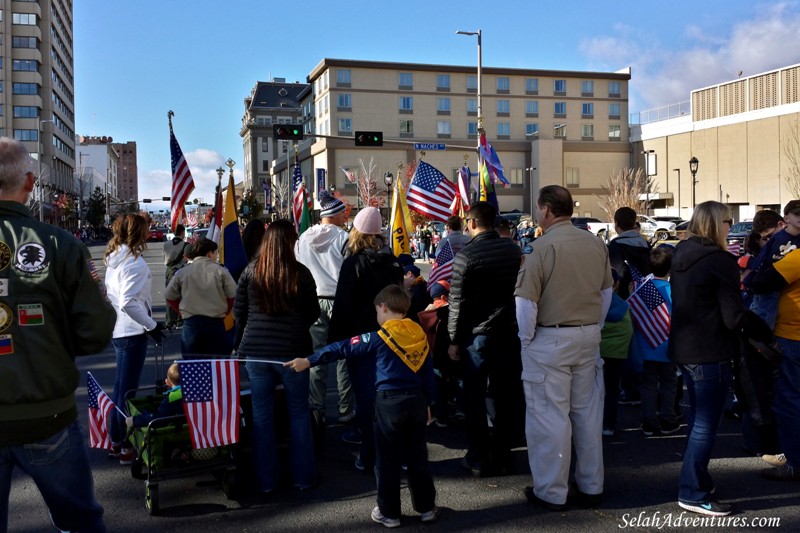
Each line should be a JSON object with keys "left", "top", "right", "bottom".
{"left": 0, "top": 137, "right": 116, "bottom": 533}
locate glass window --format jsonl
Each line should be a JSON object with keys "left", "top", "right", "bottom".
{"left": 554, "top": 102, "right": 566, "bottom": 115}
{"left": 496, "top": 100, "right": 510, "bottom": 114}
{"left": 609, "top": 102, "right": 621, "bottom": 118}
{"left": 554, "top": 124, "right": 566, "bottom": 138}
{"left": 400, "top": 120, "right": 414, "bottom": 134}
{"left": 468, "top": 122, "right": 478, "bottom": 136}
{"left": 12, "top": 36, "right": 37, "bottom": 48}
{"left": 566, "top": 168, "right": 579, "bottom": 187}
{"left": 496, "top": 77, "right": 510, "bottom": 92}
{"left": 399, "top": 96, "right": 413, "bottom": 111}
{"left": 582, "top": 103, "right": 594, "bottom": 117}
{"left": 13, "top": 129, "right": 38, "bottom": 141}
{"left": 609, "top": 81, "right": 621, "bottom": 97}
{"left": 436, "top": 74, "right": 451, "bottom": 90}
{"left": 581, "top": 124, "right": 594, "bottom": 138}
{"left": 609, "top": 124, "right": 621, "bottom": 140}
{"left": 525, "top": 101, "right": 538, "bottom": 115}
{"left": 13, "top": 83, "right": 39, "bottom": 95}
{"left": 337, "top": 93, "right": 351, "bottom": 109}
{"left": 12, "top": 13, "right": 36, "bottom": 25}
{"left": 437, "top": 97, "right": 450, "bottom": 113}
{"left": 12, "top": 59, "right": 38, "bottom": 72}
{"left": 526, "top": 123, "right": 539, "bottom": 137}
{"left": 437, "top": 120, "right": 451, "bottom": 135}
{"left": 526, "top": 78, "right": 539, "bottom": 94}
{"left": 554, "top": 79, "right": 567, "bottom": 94}
{"left": 467, "top": 98, "right": 478, "bottom": 114}
{"left": 497, "top": 123, "right": 510, "bottom": 136}
{"left": 581, "top": 80, "right": 594, "bottom": 95}
{"left": 336, "top": 69, "right": 351, "bottom": 85}
{"left": 13, "top": 106, "right": 39, "bottom": 118}
{"left": 398, "top": 72, "right": 412, "bottom": 87}
{"left": 338, "top": 118, "right": 352, "bottom": 133}
{"left": 466, "top": 75, "right": 478, "bottom": 91}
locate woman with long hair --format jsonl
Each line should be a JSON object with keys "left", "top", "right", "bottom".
{"left": 104, "top": 213, "right": 165, "bottom": 464}
{"left": 234, "top": 219, "right": 320, "bottom": 492}
{"left": 669, "top": 201, "right": 771, "bottom": 517}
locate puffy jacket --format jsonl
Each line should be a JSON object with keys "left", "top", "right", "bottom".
{"left": 295, "top": 223, "right": 349, "bottom": 297}
{"left": 0, "top": 201, "right": 115, "bottom": 444}
{"left": 448, "top": 230, "right": 522, "bottom": 344}
{"left": 234, "top": 261, "right": 319, "bottom": 360}
{"left": 105, "top": 244, "right": 157, "bottom": 338}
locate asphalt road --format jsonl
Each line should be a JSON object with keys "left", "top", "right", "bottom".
{"left": 7, "top": 243, "right": 800, "bottom": 532}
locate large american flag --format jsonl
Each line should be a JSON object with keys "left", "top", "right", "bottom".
{"left": 292, "top": 161, "right": 305, "bottom": 232}
{"left": 87, "top": 372, "right": 115, "bottom": 450}
{"left": 179, "top": 360, "right": 240, "bottom": 449}
{"left": 428, "top": 238, "right": 455, "bottom": 287}
{"left": 170, "top": 127, "right": 196, "bottom": 233}
{"left": 626, "top": 263, "right": 671, "bottom": 348}
{"left": 406, "top": 161, "right": 457, "bottom": 222}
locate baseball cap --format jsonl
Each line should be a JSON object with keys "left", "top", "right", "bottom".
{"left": 784, "top": 200, "right": 800, "bottom": 216}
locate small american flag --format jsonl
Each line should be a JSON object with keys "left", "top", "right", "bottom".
{"left": 406, "top": 161, "right": 457, "bottom": 222}
{"left": 87, "top": 372, "right": 115, "bottom": 450}
{"left": 728, "top": 241, "right": 741, "bottom": 256}
{"left": 428, "top": 238, "right": 455, "bottom": 287}
{"left": 169, "top": 123, "right": 196, "bottom": 233}
{"left": 626, "top": 263, "right": 671, "bottom": 348}
{"left": 340, "top": 166, "right": 357, "bottom": 183}
{"left": 292, "top": 161, "right": 305, "bottom": 232}
{"left": 180, "top": 360, "right": 240, "bottom": 449}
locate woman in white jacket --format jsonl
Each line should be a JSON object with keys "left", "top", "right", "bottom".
{"left": 104, "top": 214, "right": 165, "bottom": 464}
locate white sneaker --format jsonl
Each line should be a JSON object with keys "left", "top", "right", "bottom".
{"left": 371, "top": 506, "right": 400, "bottom": 528}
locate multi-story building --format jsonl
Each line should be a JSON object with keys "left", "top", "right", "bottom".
{"left": 262, "top": 58, "right": 632, "bottom": 218}
{"left": 76, "top": 135, "right": 119, "bottom": 223}
{"left": 0, "top": 0, "right": 75, "bottom": 223}
{"left": 115, "top": 140, "right": 138, "bottom": 204}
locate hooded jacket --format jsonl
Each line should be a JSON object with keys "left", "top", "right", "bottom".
{"left": 295, "top": 223, "right": 349, "bottom": 297}
{"left": 105, "top": 244, "right": 157, "bottom": 338}
{"left": 668, "top": 236, "right": 746, "bottom": 365}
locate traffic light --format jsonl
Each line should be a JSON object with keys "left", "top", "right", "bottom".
{"left": 355, "top": 131, "right": 383, "bottom": 146}
{"left": 273, "top": 124, "right": 303, "bottom": 140}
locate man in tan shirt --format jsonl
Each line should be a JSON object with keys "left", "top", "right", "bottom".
{"left": 514, "top": 185, "right": 613, "bottom": 511}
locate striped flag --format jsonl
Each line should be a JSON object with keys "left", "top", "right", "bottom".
{"left": 292, "top": 161, "right": 306, "bottom": 232}
{"left": 428, "top": 238, "right": 455, "bottom": 288}
{"left": 169, "top": 121, "right": 196, "bottom": 233}
{"left": 179, "top": 360, "right": 240, "bottom": 449}
{"left": 479, "top": 132, "right": 509, "bottom": 185}
{"left": 406, "top": 161, "right": 456, "bottom": 222}
{"left": 208, "top": 181, "right": 223, "bottom": 244}
{"left": 626, "top": 263, "right": 671, "bottom": 348}
{"left": 87, "top": 372, "right": 115, "bottom": 450}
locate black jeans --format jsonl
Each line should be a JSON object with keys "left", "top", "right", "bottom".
{"left": 602, "top": 357, "right": 624, "bottom": 429}
{"left": 373, "top": 389, "right": 436, "bottom": 519}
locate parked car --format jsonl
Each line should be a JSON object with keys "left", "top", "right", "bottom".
{"left": 637, "top": 214, "right": 677, "bottom": 241}
{"left": 186, "top": 227, "right": 210, "bottom": 244}
{"left": 726, "top": 221, "right": 753, "bottom": 256}
{"left": 571, "top": 217, "right": 615, "bottom": 241}
{"left": 147, "top": 226, "right": 167, "bottom": 242}
{"left": 652, "top": 216, "right": 686, "bottom": 225}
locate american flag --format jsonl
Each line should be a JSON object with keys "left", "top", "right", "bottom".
{"left": 406, "top": 161, "right": 457, "bottom": 222}
{"left": 169, "top": 125, "right": 196, "bottom": 233}
{"left": 292, "top": 161, "right": 305, "bottom": 232}
{"left": 626, "top": 263, "right": 671, "bottom": 348}
{"left": 179, "top": 360, "right": 240, "bottom": 449}
{"left": 428, "top": 238, "right": 455, "bottom": 287}
{"left": 87, "top": 372, "right": 115, "bottom": 450}
{"left": 340, "top": 166, "right": 357, "bottom": 183}
{"left": 728, "top": 241, "right": 741, "bottom": 256}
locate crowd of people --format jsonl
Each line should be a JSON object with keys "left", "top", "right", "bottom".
{"left": 2, "top": 130, "right": 799, "bottom": 530}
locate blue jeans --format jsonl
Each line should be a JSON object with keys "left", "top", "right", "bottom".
{"left": 348, "top": 357, "right": 377, "bottom": 470}
{"left": 0, "top": 420, "right": 105, "bottom": 532}
{"left": 678, "top": 361, "right": 732, "bottom": 504}
{"left": 182, "top": 315, "right": 231, "bottom": 358}
{"left": 246, "top": 360, "right": 317, "bottom": 491}
{"left": 110, "top": 333, "right": 148, "bottom": 444}
{"left": 774, "top": 337, "right": 800, "bottom": 469}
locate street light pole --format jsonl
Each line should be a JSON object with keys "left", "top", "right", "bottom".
{"left": 689, "top": 157, "right": 699, "bottom": 209}
{"left": 456, "top": 29, "right": 482, "bottom": 124}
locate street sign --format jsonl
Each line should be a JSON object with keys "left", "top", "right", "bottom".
{"left": 414, "top": 143, "right": 446, "bottom": 150}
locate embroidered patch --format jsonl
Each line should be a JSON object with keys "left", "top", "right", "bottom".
{"left": 361, "top": 333, "right": 371, "bottom": 342}
{"left": 0, "top": 334, "right": 12, "bottom": 355}
{"left": 0, "top": 242, "right": 11, "bottom": 271}
{"left": 14, "top": 243, "right": 48, "bottom": 274}
{"left": 0, "top": 303, "right": 12, "bottom": 333}
{"left": 88, "top": 259, "right": 100, "bottom": 282}
{"left": 350, "top": 335, "right": 361, "bottom": 345}
{"left": 18, "top": 303, "right": 44, "bottom": 326}
{"left": 0, "top": 279, "right": 7, "bottom": 297}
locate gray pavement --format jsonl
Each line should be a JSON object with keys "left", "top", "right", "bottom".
{"left": 7, "top": 243, "right": 800, "bottom": 532}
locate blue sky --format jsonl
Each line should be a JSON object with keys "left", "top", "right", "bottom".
{"left": 74, "top": 1, "right": 800, "bottom": 210}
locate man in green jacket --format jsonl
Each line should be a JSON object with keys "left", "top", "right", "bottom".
{"left": 0, "top": 137, "right": 116, "bottom": 532}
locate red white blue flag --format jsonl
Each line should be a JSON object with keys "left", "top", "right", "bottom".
{"left": 428, "top": 238, "right": 455, "bottom": 288}
{"left": 179, "top": 360, "right": 240, "bottom": 449}
{"left": 292, "top": 161, "right": 306, "bottom": 232}
{"left": 87, "top": 372, "right": 115, "bottom": 450}
{"left": 406, "top": 161, "right": 456, "bottom": 222}
{"left": 169, "top": 117, "right": 196, "bottom": 233}
{"left": 626, "top": 263, "right": 671, "bottom": 348}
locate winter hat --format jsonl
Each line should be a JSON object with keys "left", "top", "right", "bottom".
{"left": 397, "top": 253, "right": 415, "bottom": 267}
{"left": 404, "top": 264, "right": 421, "bottom": 278}
{"left": 430, "top": 280, "right": 451, "bottom": 299}
{"left": 319, "top": 190, "right": 346, "bottom": 218}
{"left": 353, "top": 207, "right": 383, "bottom": 235}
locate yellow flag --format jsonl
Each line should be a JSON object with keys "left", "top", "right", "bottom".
{"left": 390, "top": 178, "right": 413, "bottom": 256}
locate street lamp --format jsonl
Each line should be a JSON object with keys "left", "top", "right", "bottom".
{"left": 689, "top": 157, "right": 699, "bottom": 208}
{"left": 641, "top": 150, "right": 655, "bottom": 215}
{"left": 384, "top": 172, "right": 393, "bottom": 206}
{"left": 456, "top": 29, "right": 482, "bottom": 123}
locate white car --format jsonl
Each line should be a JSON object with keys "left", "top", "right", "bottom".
{"left": 637, "top": 215, "right": 676, "bottom": 241}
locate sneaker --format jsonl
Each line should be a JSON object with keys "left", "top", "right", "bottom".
{"left": 762, "top": 464, "right": 800, "bottom": 481}
{"left": 341, "top": 428, "right": 362, "bottom": 445}
{"left": 337, "top": 411, "right": 356, "bottom": 423}
{"left": 762, "top": 453, "right": 787, "bottom": 467}
{"left": 523, "top": 486, "right": 567, "bottom": 512}
{"left": 641, "top": 421, "right": 659, "bottom": 436}
{"left": 108, "top": 443, "right": 121, "bottom": 459}
{"left": 354, "top": 455, "right": 366, "bottom": 472}
{"left": 119, "top": 448, "right": 135, "bottom": 466}
{"left": 678, "top": 500, "right": 731, "bottom": 516}
{"left": 602, "top": 427, "right": 615, "bottom": 437}
{"left": 420, "top": 507, "right": 440, "bottom": 523}
{"left": 371, "top": 506, "right": 400, "bottom": 528}
{"left": 660, "top": 421, "right": 681, "bottom": 435}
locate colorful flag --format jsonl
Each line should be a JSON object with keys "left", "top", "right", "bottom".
{"left": 169, "top": 120, "right": 196, "bottom": 233}
{"left": 626, "top": 263, "right": 671, "bottom": 348}
{"left": 208, "top": 181, "right": 223, "bottom": 244}
{"left": 340, "top": 166, "right": 357, "bottom": 183}
{"left": 87, "top": 372, "right": 115, "bottom": 450}
{"left": 406, "top": 161, "right": 457, "bottom": 222}
{"left": 479, "top": 132, "right": 509, "bottom": 186}
{"left": 179, "top": 360, "right": 240, "bottom": 450}
{"left": 298, "top": 186, "right": 313, "bottom": 235}
{"left": 478, "top": 160, "right": 499, "bottom": 211}
{"left": 292, "top": 161, "right": 306, "bottom": 232}
{"left": 389, "top": 177, "right": 413, "bottom": 256}
{"left": 220, "top": 173, "right": 247, "bottom": 281}
{"left": 428, "top": 238, "right": 455, "bottom": 287}
{"left": 727, "top": 241, "right": 741, "bottom": 256}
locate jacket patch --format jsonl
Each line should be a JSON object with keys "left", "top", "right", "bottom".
{"left": 350, "top": 335, "right": 361, "bottom": 345}
{"left": 0, "top": 303, "right": 12, "bottom": 333}
{"left": 14, "top": 243, "right": 48, "bottom": 274}
{"left": 18, "top": 303, "right": 44, "bottom": 326}
{"left": 0, "top": 334, "right": 12, "bottom": 355}
{"left": 0, "top": 279, "right": 7, "bottom": 296}
{"left": 0, "top": 241, "right": 11, "bottom": 271}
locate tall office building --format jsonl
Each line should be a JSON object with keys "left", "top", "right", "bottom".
{"left": 0, "top": 0, "right": 75, "bottom": 224}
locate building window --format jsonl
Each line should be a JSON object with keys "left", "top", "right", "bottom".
{"left": 437, "top": 97, "right": 451, "bottom": 115}
{"left": 398, "top": 72, "right": 413, "bottom": 89}
{"left": 497, "top": 122, "right": 510, "bottom": 138}
{"left": 467, "top": 121, "right": 478, "bottom": 137}
{"left": 554, "top": 102, "right": 566, "bottom": 117}
{"left": 581, "top": 124, "right": 594, "bottom": 140}
{"left": 525, "top": 100, "right": 538, "bottom": 117}
{"left": 554, "top": 124, "right": 566, "bottom": 138}
{"left": 337, "top": 93, "right": 352, "bottom": 111}
{"left": 609, "top": 102, "right": 621, "bottom": 119}
{"left": 12, "top": 59, "right": 38, "bottom": 72}
{"left": 496, "top": 77, "right": 510, "bottom": 93}
{"left": 566, "top": 167, "right": 580, "bottom": 187}
{"left": 13, "top": 129, "right": 38, "bottom": 141}
{"left": 508, "top": 168, "right": 524, "bottom": 187}
{"left": 338, "top": 118, "right": 352, "bottom": 134}
{"left": 262, "top": 160, "right": 269, "bottom": 172}
{"left": 399, "top": 96, "right": 413, "bottom": 113}
{"left": 12, "top": 13, "right": 36, "bottom": 25}
{"left": 526, "top": 78, "right": 539, "bottom": 95}
{"left": 436, "top": 74, "right": 451, "bottom": 91}
{"left": 496, "top": 99, "right": 510, "bottom": 116}
{"left": 526, "top": 123, "right": 539, "bottom": 137}
{"left": 466, "top": 75, "right": 478, "bottom": 93}
{"left": 13, "top": 106, "right": 39, "bottom": 118}
{"left": 582, "top": 102, "right": 594, "bottom": 118}
{"left": 261, "top": 138, "right": 268, "bottom": 151}
{"left": 12, "top": 36, "right": 37, "bottom": 48}
{"left": 400, "top": 119, "right": 414, "bottom": 137}
{"left": 13, "top": 83, "right": 39, "bottom": 95}
{"left": 581, "top": 80, "right": 594, "bottom": 96}
{"left": 336, "top": 69, "right": 351, "bottom": 86}
{"left": 467, "top": 98, "right": 478, "bottom": 115}
{"left": 554, "top": 79, "right": 567, "bottom": 95}
{"left": 609, "top": 124, "right": 621, "bottom": 141}
{"left": 609, "top": 81, "right": 621, "bottom": 97}
{"left": 437, "top": 120, "right": 451, "bottom": 137}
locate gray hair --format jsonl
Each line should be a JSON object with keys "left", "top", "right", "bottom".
{"left": 0, "top": 137, "right": 35, "bottom": 196}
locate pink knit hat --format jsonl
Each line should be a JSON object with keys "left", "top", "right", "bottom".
{"left": 353, "top": 207, "right": 383, "bottom": 235}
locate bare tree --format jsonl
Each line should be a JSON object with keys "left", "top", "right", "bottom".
{"left": 784, "top": 115, "right": 800, "bottom": 199}
{"left": 595, "top": 167, "right": 655, "bottom": 220}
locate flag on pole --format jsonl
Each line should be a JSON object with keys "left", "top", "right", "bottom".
{"left": 209, "top": 181, "right": 223, "bottom": 244}
{"left": 220, "top": 173, "right": 247, "bottom": 281}
{"left": 87, "top": 372, "right": 115, "bottom": 450}
{"left": 406, "top": 161, "right": 456, "bottom": 222}
{"left": 389, "top": 177, "right": 413, "bottom": 256}
{"left": 478, "top": 160, "right": 499, "bottom": 211}
{"left": 479, "top": 132, "right": 509, "bottom": 186}
{"left": 179, "top": 360, "right": 241, "bottom": 450}
{"left": 428, "top": 238, "right": 455, "bottom": 287}
{"left": 298, "top": 187, "right": 313, "bottom": 235}
{"left": 340, "top": 166, "right": 357, "bottom": 183}
{"left": 626, "top": 263, "right": 671, "bottom": 348}
{"left": 169, "top": 114, "right": 196, "bottom": 233}
{"left": 292, "top": 161, "right": 306, "bottom": 232}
